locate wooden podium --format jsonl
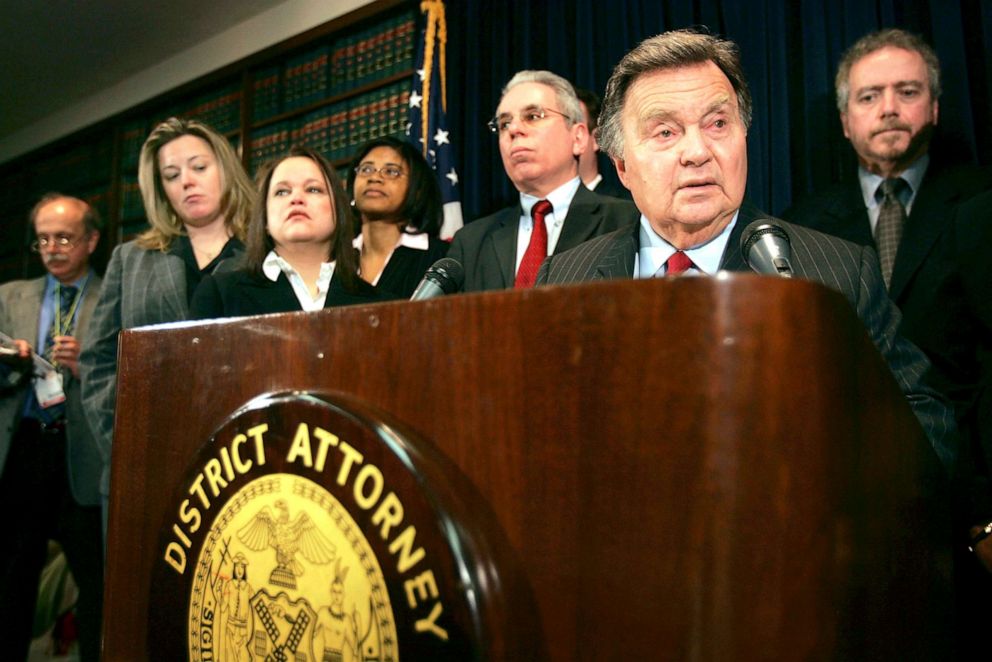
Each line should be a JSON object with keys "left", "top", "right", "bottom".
{"left": 102, "top": 276, "right": 950, "bottom": 660}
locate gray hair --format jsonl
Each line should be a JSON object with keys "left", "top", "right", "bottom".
{"left": 835, "top": 29, "right": 941, "bottom": 112}
{"left": 501, "top": 70, "right": 584, "bottom": 125}
{"left": 598, "top": 29, "right": 753, "bottom": 159}
{"left": 30, "top": 193, "right": 102, "bottom": 233}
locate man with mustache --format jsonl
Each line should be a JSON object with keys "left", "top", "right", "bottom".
{"left": 0, "top": 194, "right": 104, "bottom": 661}
{"left": 448, "top": 70, "right": 637, "bottom": 291}
{"left": 783, "top": 29, "right": 992, "bottom": 656}
{"left": 784, "top": 29, "right": 990, "bottom": 401}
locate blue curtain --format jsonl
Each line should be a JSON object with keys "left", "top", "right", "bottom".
{"left": 443, "top": 0, "right": 992, "bottom": 220}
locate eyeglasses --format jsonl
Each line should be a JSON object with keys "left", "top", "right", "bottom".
{"left": 355, "top": 163, "right": 406, "bottom": 180}
{"left": 31, "top": 234, "right": 88, "bottom": 252}
{"left": 488, "top": 106, "right": 571, "bottom": 134}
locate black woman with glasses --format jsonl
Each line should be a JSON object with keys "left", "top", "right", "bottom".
{"left": 346, "top": 136, "right": 448, "bottom": 298}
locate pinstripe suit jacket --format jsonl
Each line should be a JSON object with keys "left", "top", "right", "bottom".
{"left": 0, "top": 273, "right": 103, "bottom": 505}
{"left": 79, "top": 240, "right": 244, "bottom": 495}
{"left": 448, "top": 184, "right": 638, "bottom": 292}
{"left": 536, "top": 205, "right": 956, "bottom": 471}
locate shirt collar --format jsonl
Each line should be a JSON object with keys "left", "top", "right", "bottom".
{"left": 519, "top": 176, "right": 582, "bottom": 220}
{"left": 585, "top": 174, "right": 604, "bottom": 191}
{"left": 262, "top": 250, "right": 335, "bottom": 284}
{"left": 857, "top": 153, "right": 929, "bottom": 209}
{"left": 44, "top": 269, "right": 93, "bottom": 294}
{"left": 352, "top": 229, "right": 430, "bottom": 252}
{"left": 636, "top": 211, "right": 739, "bottom": 278}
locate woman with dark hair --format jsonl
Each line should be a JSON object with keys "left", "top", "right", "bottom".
{"left": 80, "top": 117, "right": 254, "bottom": 523}
{"left": 347, "top": 136, "right": 449, "bottom": 298}
{"left": 190, "top": 146, "right": 386, "bottom": 318}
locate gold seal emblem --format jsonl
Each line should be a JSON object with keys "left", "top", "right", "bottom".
{"left": 188, "top": 473, "right": 398, "bottom": 662}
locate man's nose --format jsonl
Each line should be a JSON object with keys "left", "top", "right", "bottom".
{"left": 880, "top": 88, "right": 899, "bottom": 116}
{"left": 679, "top": 126, "right": 712, "bottom": 166}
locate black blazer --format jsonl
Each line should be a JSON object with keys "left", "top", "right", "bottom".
{"left": 949, "top": 190, "right": 992, "bottom": 524}
{"left": 190, "top": 268, "right": 391, "bottom": 319}
{"left": 782, "top": 163, "right": 991, "bottom": 370}
{"left": 536, "top": 204, "right": 957, "bottom": 473}
{"left": 447, "top": 184, "right": 638, "bottom": 292}
{"left": 372, "top": 235, "right": 450, "bottom": 299}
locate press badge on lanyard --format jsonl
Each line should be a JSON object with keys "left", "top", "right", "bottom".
{"left": 34, "top": 281, "right": 84, "bottom": 408}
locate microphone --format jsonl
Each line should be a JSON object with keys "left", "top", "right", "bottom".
{"left": 410, "top": 257, "right": 465, "bottom": 300}
{"left": 740, "top": 220, "right": 794, "bottom": 278}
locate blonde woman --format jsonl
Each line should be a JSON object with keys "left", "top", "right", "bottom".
{"left": 79, "top": 117, "right": 254, "bottom": 522}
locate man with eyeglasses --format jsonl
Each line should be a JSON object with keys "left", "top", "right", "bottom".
{"left": 447, "top": 70, "right": 637, "bottom": 291}
{"left": 0, "top": 193, "right": 104, "bottom": 661}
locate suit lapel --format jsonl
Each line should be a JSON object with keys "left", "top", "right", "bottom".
{"left": 556, "top": 185, "right": 603, "bottom": 253}
{"left": 888, "top": 172, "right": 953, "bottom": 301}
{"left": 718, "top": 205, "right": 759, "bottom": 273}
{"left": 10, "top": 278, "right": 46, "bottom": 345}
{"left": 241, "top": 273, "right": 300, "bottom": 314}
{"left": 825, "top": 184, "right": 873, "bottom": 246}
{"left": 595, "top": 223, "right": 638, "bottom": 279}
{"left": 150, "top": 253, "right": 189, "bottom": 319}
{"left": 489, "top": 207, "right": 519, "bottom": 288}
{"left": 76, "top": 275, "right": 102, "bottom": 337}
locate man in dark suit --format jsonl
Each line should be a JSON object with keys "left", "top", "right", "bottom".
{"left": 536, "top": 29, "right": 954, "bottom": 469}
{"left": 0, "top": 194, "right": 104, "bottom": 662}
{"left": 780, "top": 32, "right": 991, "bottom": 652}
{"left": 448, "top": 70, "right": 637, "bottom": 292}
{"left": 574, "top": 86, "right": 630, "bottom": 200}
{"left": 782, "top": 29, "right": 991, "bottom": 403}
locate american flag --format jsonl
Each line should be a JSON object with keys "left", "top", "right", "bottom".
{"left": 407, "top": 0, "right": 463, "bottom": 239}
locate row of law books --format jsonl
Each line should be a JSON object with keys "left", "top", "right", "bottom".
{"left": 332, "top": 12, "right": 416, "bottom": 96}
{"left": 158, "top": 82, "right": 243, "bottom": 136}
{"left": 251, "top": 9, "right": 416, "bottom": 122}
{"left": 249, "top": 82, "right": 411, "bottom": 173}
{"left": 117, "top": 81, "right": 242, "bottom": 169}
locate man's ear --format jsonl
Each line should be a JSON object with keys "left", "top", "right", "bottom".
{"left": 613, "top": 156, "right": 629, "bottom": 188}
{"left": 85, "top": 230, "right": 100, "bottom": 256}
{"left": 572, "top": 122, "right": 590, "bottom": 157}
{"left": 840, "top": 111, "right": 851, "bottom": 140}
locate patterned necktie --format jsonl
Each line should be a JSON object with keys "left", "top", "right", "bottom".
{"left": 515, "top": 199, "right": 552, "bottom": 288}
{"left": 665, "top": 251, "right": 694, "bottom": 275}
{"left": 45, "top": 284, "right": 78, "bottom": 363}
{"left": 874, "top": 178, "right": 907, "bottom": 289}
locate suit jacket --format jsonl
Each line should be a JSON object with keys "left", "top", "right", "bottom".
{"left": 447, "top": 184, "right": 638, "bottom": 292}
{"left": 79, "top": 240, "right": 243, "bottom": 496}
{"left": 374, "top": 236, "right": 450, "bottom": 299}
{"left": 536, "top": 205, "right": 956, "bottom": 471}
{"left": 948, "top": 190, "right": 992, "bottom": 524}
{"left": 0, "top": 273, "right": 103, "bottom": 505}
{"left": 782, "top": 163, "right": 992, "bottom": 404}
{"left": 590, "top": 178, "right": 632, "bottom": 201}
{"left": 189, "top": 268, "right": 391, "bottom": 319}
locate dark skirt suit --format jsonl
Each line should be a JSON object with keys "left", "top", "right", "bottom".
{"left": 190, "top": 268, "right": 393, "bottom": 319}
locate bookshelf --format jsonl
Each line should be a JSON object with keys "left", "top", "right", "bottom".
{"left": 0, "top": 0, "right": 415, "bottom": 282}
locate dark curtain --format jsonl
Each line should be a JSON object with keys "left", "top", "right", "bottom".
{"left": 443, "top": 0, "right": 992, "bottom": 220}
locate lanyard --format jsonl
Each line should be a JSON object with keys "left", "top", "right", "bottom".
{"left": 53, "top": 276, "right": 88, "bottom": 337}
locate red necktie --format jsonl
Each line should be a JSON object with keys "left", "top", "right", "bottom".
{"left": 666, "top": 250, "right": 694, "bottom": 275}
{"left": 515, "top": 199, "right": 552, "bottom": 288}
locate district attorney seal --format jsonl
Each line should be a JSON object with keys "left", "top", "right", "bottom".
{"left": 148, "top": 391, "right": 504, "bottom": 661}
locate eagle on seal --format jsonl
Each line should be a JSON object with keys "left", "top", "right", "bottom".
{"left": 237, "top": 499, "right": 336, "bottom": 588}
